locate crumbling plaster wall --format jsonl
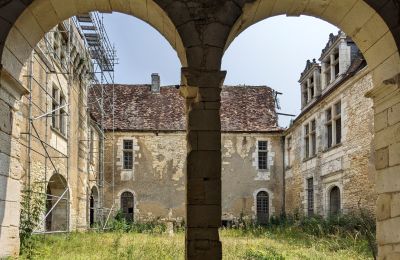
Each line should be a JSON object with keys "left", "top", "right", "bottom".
{"left": 104, "top": 131, "right": 283, "bottom": 222}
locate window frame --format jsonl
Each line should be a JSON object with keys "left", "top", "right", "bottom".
{"left": 325, "top": 100, "right": 342, "bottom": 150}
{"left": 257, "top": 140, "right": 268, "bottom": 171}
{"left": 123, "top": 140, "right": 134, "bottom": 170}
{"left": 304, "top": 119, "right": 317, "bottom": 159}
{"left": 307, "top": 177, "right": 314, "bottom": 216}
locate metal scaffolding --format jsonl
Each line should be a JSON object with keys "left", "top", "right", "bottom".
{"left": 21, "top": 11, "right": 117, "bottom": 233}
{"left": 22, "top": 19, "right": 73, "bottom": 234}
{"left": 74, "top": 12, "right": 117, "bottom": 228}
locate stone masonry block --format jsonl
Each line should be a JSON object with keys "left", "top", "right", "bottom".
{"left": 375, "top": 109, "right": 388, "bottom": 132}
{"left": 376, "top": 193, "right": 392, "bottom": 221}
{"left": 389, "top": 102, "right": 400, "bottom": 126}
{"left": 186, "top": 227, "right": 219, "bottom": 241}
{"left": 376, "top": 165, "right": 400, "bottom": 194}
{"left": 187, "top": 109, "right": 221, "bottom": 131}
{"left": 376, "top": 147, "right": 389, "bottom": 170}
{"left": 186, "top": 239, "right": 222, "bottom": 260}
{"left": 377, "top": 217, "right": 400, "bottom": 245}
{"left": 0, "top": 99, "right": 12, "bottom": 134}
{"left": 187, "top": 178, "right": 221, "bottom": 205}
{"left": 392, "top": 192, "right": 400, "bottom": 218}
{"left": 197, "top": 131, "right": 221, "bottom": 151}
{"left": 389, "top": 142, "right": 400, "bottom": 166}
{"left": 186, "top": 205, "right": 221, "bottom": 228}
{"left": 187, "top": 151, "right": 221, "bottom": 180}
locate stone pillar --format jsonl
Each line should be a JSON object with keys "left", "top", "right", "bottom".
{"left": 367, "top": 74, "right": 400, "bottom": 260}
{"left": 180, "top": 68, "right": 226, "bottom": 260}
{"left": 0, "top": 68, "right": 29, "bottom": 257}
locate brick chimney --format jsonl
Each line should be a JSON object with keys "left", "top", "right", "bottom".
{"left": 151, "top": 73, "right": 160, "bottom": 93}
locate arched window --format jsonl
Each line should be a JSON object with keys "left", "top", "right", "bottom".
{"left": 256, "top": 191, "right": 269, "bottom": 225}
{"left": 329, "top": 186, "right": 341, "bottom": 216}
{"left": 120, "top": 191, "right": 134, "bottom": 222}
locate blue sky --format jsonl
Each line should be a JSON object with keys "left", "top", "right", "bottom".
{"left": 102, "top": 13, "right": 338, "bottom": 127}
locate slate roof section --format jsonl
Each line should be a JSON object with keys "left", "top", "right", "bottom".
{"left": 90, "top": 85, "right": 280, "bottom": 132}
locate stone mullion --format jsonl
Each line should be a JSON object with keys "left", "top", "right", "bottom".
{"left": 182, "top": 68, "right": 226, "bottom": 260}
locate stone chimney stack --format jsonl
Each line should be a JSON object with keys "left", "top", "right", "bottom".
{"left": 151, "top": 73, "right": 160, "bottom": 93}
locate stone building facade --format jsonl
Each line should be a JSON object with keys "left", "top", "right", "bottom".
{"left": 13, "top": 19, "right": 100, "bottom": 240}
{"left": 1, "top": 1, "right": 400, "bottom": 259}
{"left": 284, "top": 32, "right": 377, "bottom": 217}
{"left": 95, "top": 81, "right": 284, "bottom": 224}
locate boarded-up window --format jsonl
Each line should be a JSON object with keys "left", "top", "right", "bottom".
{"left": 121, "top": 191, "right": 134, "bottom": 222}
{"left": 256, "top": 191, "right": 269, "bottom": 225}
{"left": 329, "top": 186, "right": 341, "bottom": 216}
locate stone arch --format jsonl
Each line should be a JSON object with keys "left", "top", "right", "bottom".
{"left": 328, "top": 185, "right": 341, "bottom": 216}
{"left": 1, "top": 0, "right": 187, "bottom": 81}
{"left": 252, "top": 188, "right": 274, "bottom": 223}
{"left": 225, "top": 0, "right": 400, "bottom": 86}
{"left": 89, "top": 185, "right": 99, "bottom": 227}
{"left": 116, "top": 189, "right": 137, "bottom": 222}
{"left": 45, "top": 173, "right": 69, "bottom": 232}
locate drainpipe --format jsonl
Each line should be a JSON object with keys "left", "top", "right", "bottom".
{"left": 281, "top": 136, "right": 286, "bottom": 216}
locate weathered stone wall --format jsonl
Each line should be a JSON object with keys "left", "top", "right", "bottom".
{"left": 103, "top": 131, "right": 283, "bottom": 222}
{"left": 15, "top": 22, "right": 95, "bottom": 233}
{"left": 103, "top": 132, "right": 187, "bottom": 222}
{"left": 221, "top": 133, "right": 283, "bottom": 221}
{"left": 370, "top": 74, "right": 400, "bottom": 260}
{"left": 285, "top": 69, "right": 376, "bottom": 216}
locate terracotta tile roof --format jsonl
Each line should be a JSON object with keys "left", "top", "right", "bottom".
{"left": 89, "top": 85, "right": 280, "bottom": 132}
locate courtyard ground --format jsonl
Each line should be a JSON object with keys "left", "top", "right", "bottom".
{"left": 20, "top": 228, "right": 373, "bottom": 259}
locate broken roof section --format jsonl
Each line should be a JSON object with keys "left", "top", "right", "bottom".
{"left": 90, "top": 85, "right": 281, "bottom": 132}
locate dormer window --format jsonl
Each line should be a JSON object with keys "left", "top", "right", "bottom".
{"left": 299, "top": 59, "right": 321, "bottom": 109}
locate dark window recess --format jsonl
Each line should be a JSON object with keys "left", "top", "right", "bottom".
{"left": 311, "top": 120, "right": 316, "bottom": 156}
{"left": 258, "top": 141, "right": 268, "bottom": 170}
{"left": 123, "top": 140, "right": 133, "bottom": 150}
{"left": 327, "top": 124, "right": 333, "bottom": 148}
{"left": 123, "top": 151, "right": 133, "bottom": 170}
{"left": 329, "top": 186, "right": 341, "bottom": 216}
{"left": 307, "top": 178, "right": 314, "bottom": 216}
{"left": 336, "top": 118, "right": 342, "bottom": 144}
{"left": 256, "top": 191, "right": 269, "bottom": 225}
{"left": 121, "top": 192, "right": 134, "bottom": 222}
{"left": 304, "top": 125, "right": 309, "bottom": 158}
{"left": 335, "top": 62, "right": 340, "bottom": 77}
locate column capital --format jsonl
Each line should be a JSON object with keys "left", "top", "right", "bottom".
{"left": 181, "top": 67, "right": 226, "bottom": 89}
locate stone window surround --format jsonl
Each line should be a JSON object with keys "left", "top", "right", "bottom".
{"left": 116, "top": 137, "right": 139, "bottom": 181}
{"left": 115, "top": 189, "right": 138, "bottom": 219}
{"left": 324, "top": 100, "right": 342, "bottom": 151}
{"left": 50, "top": 83, "right": 67, "bottom": 138}
{"left": 252, "top": 188, "right": 274, "bottom": 219}
{"left": 302, "top": 172, "right": 318, "bottom": 216}
{"left": 252, "top": 138, "right": 275, "bottom": 181}
{"left": 303, "top": 118, "right": 317, "bottom": 161}
{"left": 322, "top": 182, "right": 343, "bottom": 217}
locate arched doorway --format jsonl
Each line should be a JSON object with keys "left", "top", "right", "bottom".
{"left": 120, "top": 191, "right": 134, "bottom": 222}
{"left": 256, "top": 191, "right": 269, "bottom": 225}
{"left": 45, "top": 174, "right": 69, "bottom": 232}
{"left": 329, "top": 186, "right": 341, "bottom": 216}
{"left": 89, "top": 186, "right": 99, "bottom": 227}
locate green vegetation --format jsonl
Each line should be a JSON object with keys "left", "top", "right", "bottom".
{"left": 19, "top": 213, "right": 375, "bottom": 260}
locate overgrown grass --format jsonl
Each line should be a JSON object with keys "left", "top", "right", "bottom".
{"left": 19, "top": 212, "right": 375, "bottom": 259}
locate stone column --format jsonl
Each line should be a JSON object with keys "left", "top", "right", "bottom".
{"left": 367, "top": 74, "right": 400, "bottom": 260}
{"left": 180, "top": 68, "right": 226, "bottom": 260}
{"left": 0, "top": 68, "right": 29, "bottom": 257}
